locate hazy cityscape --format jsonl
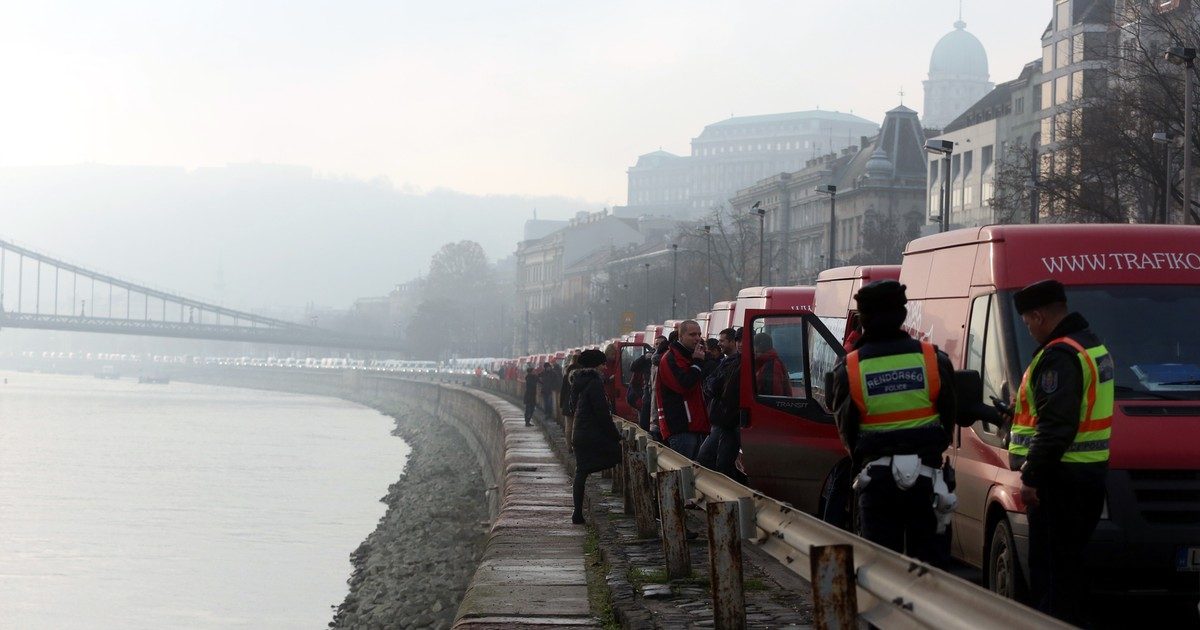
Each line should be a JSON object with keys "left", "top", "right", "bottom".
{"left": 2, "top": 1, "right": 1198, "bottom": 629}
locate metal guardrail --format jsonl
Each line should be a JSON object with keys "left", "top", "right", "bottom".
{"left": 614, "top": 417, "right": 1073, "bottom": 630}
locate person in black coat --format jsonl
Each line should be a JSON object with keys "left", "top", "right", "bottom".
{"left": 568, "top": 348, "right": 621, "bottom": 524}
{"left": 522, "top": 366, "right": 538, "bottom": 427}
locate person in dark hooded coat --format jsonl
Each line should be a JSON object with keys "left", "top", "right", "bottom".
{"left": 568, "top": 348, "right": 621, "bottom": 524}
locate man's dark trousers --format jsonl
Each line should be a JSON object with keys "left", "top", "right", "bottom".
{"left": 857, "top": 468, "right": 937, "bottom": 564}
{"left": 1028, "top": 465, "right": 1105, "bottom": 626}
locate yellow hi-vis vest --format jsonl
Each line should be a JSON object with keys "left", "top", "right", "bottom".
{"left": 1009, "top": 335, "right": 1113, "bottom": 464}
{"left": 846, "top": 342, "right": 942, "bottom": 432}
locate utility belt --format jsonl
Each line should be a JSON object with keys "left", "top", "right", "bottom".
{"left": 854, "top": 455, "right": 958, "bottom": 534}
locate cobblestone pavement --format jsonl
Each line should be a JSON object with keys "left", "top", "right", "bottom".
{"left": 583, "top": 473, "right": 814, "bottom": 630}
{"left": 525, "top": 403, "right": 814, "bottom": 629}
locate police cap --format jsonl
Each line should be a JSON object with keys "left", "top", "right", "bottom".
{"left": 1013, "top": 279, "right": 1067, "bottom": 314}
{"left": 854, "top": 280, "right": 908, "bottom": 314}
{"left": 578, "top": 348, "right": 606, "bottom": 368}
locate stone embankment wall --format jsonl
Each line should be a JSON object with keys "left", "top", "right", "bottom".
{"left": 177, "top": 369, "right": 594, "bottom": 628}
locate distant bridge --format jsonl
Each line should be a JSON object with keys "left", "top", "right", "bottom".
{"left": 0, "top": 238, "right": 404, "bottom": 352}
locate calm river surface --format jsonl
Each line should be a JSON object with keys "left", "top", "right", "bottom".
{"left": 0, "top": 371, "right": 409, "bottom": 629}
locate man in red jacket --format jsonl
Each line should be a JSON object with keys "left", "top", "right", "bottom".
{"left": 656, "top": 319, "right": 711, "bottom": 459}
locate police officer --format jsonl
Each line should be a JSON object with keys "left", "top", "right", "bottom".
{"left": 829, "top": 280, "right": 961, "bottom": 564}
{"left": 1008, "top": 279, "right": 1110, "bottom": 625}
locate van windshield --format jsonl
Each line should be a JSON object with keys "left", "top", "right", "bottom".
{"left": 1009, "top": 285, "right": 1200, "bottom": 400}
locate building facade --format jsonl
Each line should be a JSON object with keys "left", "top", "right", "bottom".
{"left": 625, "top": 150, "right": 690, "bottom": 217}
{"left": 731, "top": 106, "right": 930, "bottom": 284}
{"left": 620, "top": 111, "right": 879, "bottom": 221}
{"left": 923, "top": 18, "right": 995, "bottom": 130}
{"left": 926, "top": 60, "right": 1044, "bottom": 227}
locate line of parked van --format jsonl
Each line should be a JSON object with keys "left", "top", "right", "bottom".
{"left": 491, "top": 224, "right": 1200, "bottom": 602}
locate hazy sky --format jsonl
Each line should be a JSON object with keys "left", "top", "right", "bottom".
{"left": 0, "top": 0, "right": 1051, "bottom": 205}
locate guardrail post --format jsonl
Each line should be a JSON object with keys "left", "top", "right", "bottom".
{"left": 657, "top": 468, "right": 692, "bottom": 579}
{"left": 707, "top": 501, "right": 746, "bottom": 630}
{"left": 628, "top": 447, "right": 658, "bottom": 539}
{"left": 810, "top": 544, "right": 857, "bottom": 630}
{"left": 611, "top": 452, "right": 624, "bottom": 494}
{"left": 736, "top": 496, "right": 756, "bottom": 540}
{"left": 622, "top": 430, "right": 635, "bottom": 515}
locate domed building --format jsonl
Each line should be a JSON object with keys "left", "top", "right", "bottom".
{"left": 922, "top": 19, "right": 994, "bottom": 130}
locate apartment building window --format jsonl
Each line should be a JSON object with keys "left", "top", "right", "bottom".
{"left": 1056, "top": 39, "right": 1071, "bottom": 70}
{"left": 1043, "top": 45, "right": 1054, "bottom": 73}
{"left": 1072, "top": 71, "right": 1084, "bottom": 100}
{"left": 1072, "top": 33, "right": 1085, "bottom": 63}
{"left": 1055, "top": 75, "right": 1070, "bottom": 105}
{"left": 1041, "top": 81, "right": 1053, "bottom": 110}
{"left": 981, "top": 145, "right": 994, "bottom": 174}
{"left": 1015, "top": 96, "right": 1025, "bottom": 114}
{"left": 963, "top": 151, "right": 975, "bottom": 209}
{"left": 1055, "top": 0, "right": 1070, "bottom": 32}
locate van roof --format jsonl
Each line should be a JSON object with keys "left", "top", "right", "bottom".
{"left": 906, "top": 224, "right": 1200, "bottom": 288}
{"left": 816, "top": 265, "right": 902, "bottom": 283}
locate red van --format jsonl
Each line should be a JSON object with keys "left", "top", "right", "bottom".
{"left": 812, "top": 265, "right": 902, "bottom": 349}
{"left": 707, "top": 301, "right": 736, "bottom": 335}
{"left": 696, "top": 311, "right": 713, "bottom": 338}
{"left": 895, "top": 224, "right": 1200, "bottom": 597}
{"left": 763, "top": 225, "right": 1200, "bottom": 599}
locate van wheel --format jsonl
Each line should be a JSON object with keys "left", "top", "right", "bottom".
{"left": 987, "top": 518, "right": 1027, "bottom": 600}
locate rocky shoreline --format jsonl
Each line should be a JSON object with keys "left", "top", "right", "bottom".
{"left": 328, "top": 405, "right": 489, "bottom": 630}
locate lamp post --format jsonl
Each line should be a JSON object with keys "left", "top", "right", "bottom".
{"left": 1153, "top": 131, "right": 1177, "bottom": 224}
{"left": 703, "top": 224, "right": 712, "bottom": 307}
{"left": 643, "top": 262, "right": 651, "bottom": 323}
{"left": 815, "top": 185, "right": 837, "bottom": 268}
{"left": 1166, "top": 46, "right": 1195, "bottom": 224}
{"left": 751, "top": 201, "right": 765, "bottom": 285}
{"left": 924, "top": 139, "right": 954, "bottom": 232}
{"left": 671, "top": 243, "right": 679, "bottom": 318}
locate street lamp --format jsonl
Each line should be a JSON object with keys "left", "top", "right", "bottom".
{"left": 925, "top": 139, "right": 955, "bottom": 232}
{"left": 1165, "top": 46, "right": 1195, "bottom": 224}
{"left": 815, "top": 185, "right": 837, "bottom": 268}
{"left": 751, "top": 201, "right": 765, "bottom": 285}
{"left": 703, "top": 224, "right": 712, "bottom": 307}
{"left": 671, "top": 243, "right": 679, "bottom": 318}
{"left": 643, "top": 262, "right": 651, "bottom": 324}
{"left": 1153, "top": 131, "right": 1178, "bottom": 224}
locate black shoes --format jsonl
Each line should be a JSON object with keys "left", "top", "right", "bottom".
{"left": 571, "top": 512, "right": 585, "bottom": 525}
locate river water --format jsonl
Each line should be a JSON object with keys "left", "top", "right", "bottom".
{"left": 0, "top": 371, "right": 410, "bottom": 629}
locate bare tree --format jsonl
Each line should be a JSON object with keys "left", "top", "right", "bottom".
{"left": 1003, "top": 2, "right": 1199, "bottom": 223}
{"left": 849, "top": 208, "right": 923, "bottom": 265}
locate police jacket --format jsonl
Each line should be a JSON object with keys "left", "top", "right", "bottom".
{"left": 1010, "top": 312, "right": 1109, "bottom": 487}
{"left": 829, "top": 329, "right": 960, "bottom": 468}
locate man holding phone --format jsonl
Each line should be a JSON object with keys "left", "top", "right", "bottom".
{"left": 655, "top": 319, "right": 712, "bottom": 459}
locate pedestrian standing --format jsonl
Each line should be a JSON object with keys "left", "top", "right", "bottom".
{"left": 539, "top": 362, "right": 557, "bottom": 419}
{"left": 697, "top": 327, "right": 745, "bottom": 482}
{"left": 828, "top": 280, "right": 961, "bottom": 564}
{"left": 645, "top": 335, "right": 669, "bottom": 442}
{"left": 522, "top": 365, "right": 538, "bottom": 427}
{"left": 568, "top": 349, "right": 621, "bottom": 525}
{"left": 559, "top": 352, "right": 581, "bottom": 451}
{"left": 656, "top": 320, "right": 711, "bottom": 459}
{"left": 1008, "top": 279, "right": 1111, "bottom": 625}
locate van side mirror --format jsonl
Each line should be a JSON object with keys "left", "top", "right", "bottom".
{"left": 953, "top": 369, "right": 1000, "bottom": 425}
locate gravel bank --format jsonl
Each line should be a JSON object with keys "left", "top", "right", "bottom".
{"left": 329, "top": 405, "right": 489, "bottom": 630}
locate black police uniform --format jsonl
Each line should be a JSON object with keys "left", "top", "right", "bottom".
{"left": 1010, "top": 281, "right": 1108, "bottom": 625}
{"left": 827, "top": 281, "right": 962, "bottom": 564}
